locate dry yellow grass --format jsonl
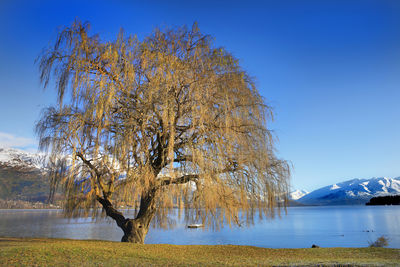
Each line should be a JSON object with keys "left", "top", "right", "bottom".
{"left": 1, "top": 237, "right": 399, "bottom": 266}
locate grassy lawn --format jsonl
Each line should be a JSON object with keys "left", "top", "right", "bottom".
{"left": 0, "top": 237, "right": 399, "bottom": 266}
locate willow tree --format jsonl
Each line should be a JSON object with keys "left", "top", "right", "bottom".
{"left": 36, "top": 20, "right": 290, "bottom": 243}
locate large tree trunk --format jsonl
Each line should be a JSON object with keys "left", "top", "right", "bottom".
{"left": 97, "top": 191, "right": 156, "bottom": 244}
{"left": 120, "top": 217, "right": 151, "bottom": 243}
{"left": 120, "top": 192, "right": 156, "bottom": 243}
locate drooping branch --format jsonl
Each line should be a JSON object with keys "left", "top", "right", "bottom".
{"left": 36, "top": 20, "right": 290, "bottom": 242}
{"left": 75, "top": 152, "right": 108, "bottom": 198}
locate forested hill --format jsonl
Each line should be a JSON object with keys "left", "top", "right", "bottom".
{"left": 0, "top": 148, "right": 49, "bottom": 202}
{"left": 366, "top": 195, "right": 400, "bottom": 205}
{"left": 0, "top": 165, "right": 49, "bottom": 202}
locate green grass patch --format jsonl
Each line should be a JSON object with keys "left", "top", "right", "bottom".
{"left": 0, "top": 237, "right": 399, "bottom": 266}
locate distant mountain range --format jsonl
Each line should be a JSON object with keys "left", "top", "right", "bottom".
{"left": 1, "top": 148, "right": 399, "bottom": 206}
{"left": 289, "top": 189, "right": 309, "bottom": 200}
{"left": 0, "top": 147, "right": 48, "bottom": 171}
{"left": 0, "top": 148, "right": 49, "bottom": 202}
{"left": 295, "top": 177, "right": 400, "bottom": 205}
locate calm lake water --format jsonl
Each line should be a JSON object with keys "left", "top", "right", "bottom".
{"left": 0, "top": 206, "right": 399, "bottom": 248}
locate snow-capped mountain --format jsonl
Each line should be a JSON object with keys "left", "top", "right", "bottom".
{"left": 289, "top": 189, "right": 309, "bottom": 200}
{"left": 0, "top": 147, "right": 46, "bottom": 170}
{"left": 0, "top": 148, "right": 50, "bottom": 202}
{"left": 297, "top": 177, "right": 400, "bottom": 205}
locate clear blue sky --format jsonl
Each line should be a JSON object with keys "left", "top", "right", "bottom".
{"left": 1, "top": 0, "right": 399, "bottom": 191}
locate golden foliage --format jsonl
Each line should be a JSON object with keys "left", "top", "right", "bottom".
{"left": 36, "top": 20, "right": 290, "bottom": 228}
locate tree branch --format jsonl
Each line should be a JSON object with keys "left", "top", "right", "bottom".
{"left": 96, "top": 196, "right": 127, "bottom": 230}
{"left": 159, "top": 174, "right": 199, "bottom": 187}
{"left": 75, "top": 152, "right": 108, "bottom": 197}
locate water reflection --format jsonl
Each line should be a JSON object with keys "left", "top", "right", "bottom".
{"left": 0, "top": 206, "right": 399, "bottom": 248}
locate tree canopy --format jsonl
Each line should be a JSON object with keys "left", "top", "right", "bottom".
{"left": 36, "top": 20, "right": 290, "bottom": 243}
